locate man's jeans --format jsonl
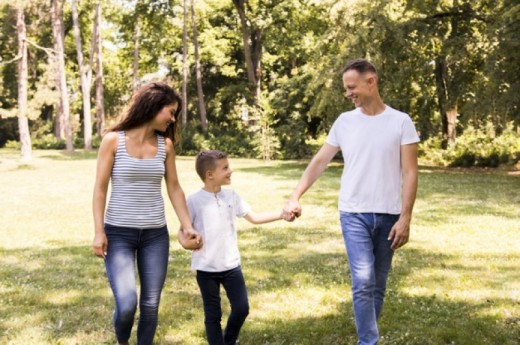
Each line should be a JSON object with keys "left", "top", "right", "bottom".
{"left": 340, "top": 212, "right": 399, "bottom": 345}
{"left": 104, "top": 225, "right": 170, "bottom": 345}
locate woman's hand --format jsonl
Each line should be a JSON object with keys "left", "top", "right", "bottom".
{"left": 177, "top": 228, "right": 203, "bottom": 250}
{"left": 92, "top": 231, "right": 108, "bottom": 258}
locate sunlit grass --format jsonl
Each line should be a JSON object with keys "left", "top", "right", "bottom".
{"left": 0, "top": 149, "right": 519, "bottom": 344}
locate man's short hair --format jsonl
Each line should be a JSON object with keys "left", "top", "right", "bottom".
{"left": 195, "top": 150, "right": 228, "bottom": 181}
{"left": 342, "top": 58, "right": 378, "bottom": 76}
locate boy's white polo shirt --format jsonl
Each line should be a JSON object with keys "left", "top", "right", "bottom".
{"left": 187, "top": 188, "right": 251, "bottom": 272}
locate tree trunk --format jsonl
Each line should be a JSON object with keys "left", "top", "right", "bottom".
{"left": 232, "top": 0, "right": 262, "bottom": 104}
{"left": 446, "top": 102, "right": 458, "bottom": 147}
{"left": 181, "top": 0, "right": 188, "bottom": 126}
{"left": 434, "top": 57, "right": 450, "bottom": 149}
{"left": 94, "top": 3, "right": 105, "bottom": 135}
{"left": 16, "top": 7, "right": 32, "bottom": 162}
{"left": 132, "top": 0, "right": 140, "bottom": 91}
{"left": 52, "top": 0, "right": 73, "bottom": 152}
{"left": 190, "top": 0, "right": 207, "bottom": 133}
{"left": 72, "top": 0, "right": 93, "bottom": 150}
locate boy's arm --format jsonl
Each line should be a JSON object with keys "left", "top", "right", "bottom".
{"left": 243, "top": 210, "right": 283, "bottom": 224}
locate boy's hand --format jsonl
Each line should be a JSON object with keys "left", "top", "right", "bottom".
{"left": 283, "top": 199, "right": 302, "bottom": 222}
{"left": 178, "top": 228, "right": 203, "bottom": 250}
{"left": 281, "top": 209, "right": 296, "bottom": 222}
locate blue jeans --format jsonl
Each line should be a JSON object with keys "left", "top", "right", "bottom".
{"left": 340, "top": 212, "right": 399, "bottom": 345}
{"left": 104, "top": 224, "right": 170, "bottom": 345}
{"left": 196, "top": 266, "right": 250, "bottom": 345}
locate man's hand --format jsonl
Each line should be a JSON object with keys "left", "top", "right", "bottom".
{"left": 283, "top": 199, "right": 302, "bottom": 222}
{"left": 388, "top": 219, "right": 410, "bottom": 250}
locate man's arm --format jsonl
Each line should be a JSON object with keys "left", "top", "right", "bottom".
{"left": 284, "top": 143, "right": 340, "bottom": 218}
{"left": 388, "top": 143, "right": 418, "bottom": 250}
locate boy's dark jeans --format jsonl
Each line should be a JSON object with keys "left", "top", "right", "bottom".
{"left": 196, "top": 266, "right": 250, "bottom": 345}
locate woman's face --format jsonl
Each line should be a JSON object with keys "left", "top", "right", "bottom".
{"left": 153, "top": 103, "right": 179, "bottom": 132}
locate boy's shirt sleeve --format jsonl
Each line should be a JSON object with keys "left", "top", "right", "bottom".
{"left": 232, "top": 191, "right": 251, "bottom": 218}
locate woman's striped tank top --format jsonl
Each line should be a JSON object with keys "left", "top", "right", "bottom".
{"left": 105, "top": 131, "right": 167, "bottom": 229}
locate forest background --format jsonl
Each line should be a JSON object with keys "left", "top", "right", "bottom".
{"left": 1, "top": 0, "right": 519, "bottom": 168}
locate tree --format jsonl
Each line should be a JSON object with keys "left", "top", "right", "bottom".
{"left": 94, "top": 2, "right": 105, "bottom": 135}
{"left": 232, "top": 0, "right": 263, "bottom": 104}
{"left": 181, "top": 0, "right": 189, "bottom": 127}
{"left": 132, "top": 0, "right": 141, "bottom": 90}
{"left": 51, "top": 0, "right": 73, "bottom": 151}
{"left": 71, "top": 0, "right": 93, "bottom": 150}
{"left": 16, "top": 6, "right": 32, "bottom": 161}
{"left": 191, "top": 0, "right": 207, "bottom": 133}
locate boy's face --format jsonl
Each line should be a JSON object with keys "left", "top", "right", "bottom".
{"left": 207, "top": 158, "right": 232, "bottom": 186}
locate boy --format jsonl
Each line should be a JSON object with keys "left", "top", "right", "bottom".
{"left": 179, "top": 150, "right": 292, "bottom": 345}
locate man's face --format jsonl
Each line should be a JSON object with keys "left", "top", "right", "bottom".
{"left": 342, "top": 70, "right": 374, "bottom": 108}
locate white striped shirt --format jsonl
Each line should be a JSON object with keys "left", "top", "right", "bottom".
{"left": 105, "top": 131, "right": 167, "bottom": 229}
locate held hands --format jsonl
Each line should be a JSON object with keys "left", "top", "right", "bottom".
{"left": 281, "top": 199, "right": 302, "bottom": 222}
{"left": 178, "top": 228, "right": 203, "bottom": 250}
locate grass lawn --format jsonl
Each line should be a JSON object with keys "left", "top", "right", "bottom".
{"left": 0, "top": 149, "right": 519, "bottom": 345}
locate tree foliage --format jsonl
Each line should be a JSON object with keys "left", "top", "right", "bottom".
{"left": 0, "top": 0, "right": 518, "bottom": 166}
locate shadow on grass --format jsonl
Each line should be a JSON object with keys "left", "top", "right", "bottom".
{"left": 0, "top": 244, "right": 202, "bottom": 345}
{"left": 236, "top": 242, "right": 520, "bottom": 345}
{"left": 1, "top": 240, "right": 519, "bottom": 344}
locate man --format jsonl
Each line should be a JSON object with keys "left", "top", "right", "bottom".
{"left": 284, "top": 59, "right": 419, "bottom": 345}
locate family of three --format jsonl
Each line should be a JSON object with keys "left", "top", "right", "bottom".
{"left": 92, "top": 58, "right": 419, "bottom": 345}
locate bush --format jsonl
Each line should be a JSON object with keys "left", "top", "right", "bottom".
{"left": 178, "top": 122, "right": 255, "bottom": 158}
{"left": 419, "top": 123, "right": 520, "bottom": 168}
{"left": 0, "top": 117, "right": 19, "bottom": 148}
{"left": 4, "top": 140, "right": 20, "bottom": 150}
{"left": 32, "top": 134, "right": 66, "bottom": 150}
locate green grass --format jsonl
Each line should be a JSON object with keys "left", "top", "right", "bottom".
{"left": 0, "top": 149, "right": 519, "bottom": 344}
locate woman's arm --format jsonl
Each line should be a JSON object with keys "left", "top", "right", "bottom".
{"left": 164, "top": 138, "right": 202, "bottom": 248}
{"left": 92, "top": 132, "right": 117, "bottom": 258}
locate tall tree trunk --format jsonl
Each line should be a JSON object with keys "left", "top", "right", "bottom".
{"left": 190, "top": 0, "right": 207, "bottom": 133}
{"left": 52, "top": 0, "right": 73, "bottom": 152}
{"left": 435, "top": 57, "right": 459, "bottom": 149}
{"left": 72, "top": 0, "right": 93, "bottom": 150}
{"left": 16, "top": 7, "right": 32, "bottom": 162}
{"left": 232, "top": 0, "right": 262, "bottom": 104}
{"left": 132, "top": 0, "right": 140, "bottom": 91}
{"left": 446, "top": 102, "right": 458, "bottom": 147}
{"left": 181, "top": 0, "right": 188, "bottom": 126}
{"left": 434, "top": 57, "right": 449, "bottom": 148}
{"left": 94, "top": 3, "right": 105, "bottom": 135}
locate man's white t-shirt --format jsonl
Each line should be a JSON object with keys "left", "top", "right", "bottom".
{"left": 326, "top": 106, "right": 420, "bottom": 214}
{"left": 187, "top": 188, "right": 251, "bottom": 272}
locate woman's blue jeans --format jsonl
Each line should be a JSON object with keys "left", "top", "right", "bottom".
{"left": 104, "top": 224, "right": 170, "bottom": 345}
{"left": 340, "top": 212, "right": 399, "bottom": 345}
{"left": 196, "top": 266, "right": 250, "bottom": 345}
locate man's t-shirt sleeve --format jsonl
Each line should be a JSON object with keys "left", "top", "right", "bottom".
{"left": 401, "top": 115, "right": 420, "bottom": 145}
{"left": 326, "top": 117, "right": 341, "bottom": 147}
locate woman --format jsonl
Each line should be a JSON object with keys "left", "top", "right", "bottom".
{"left": 92, "top": 82, "right": 202, "bottom": 345}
